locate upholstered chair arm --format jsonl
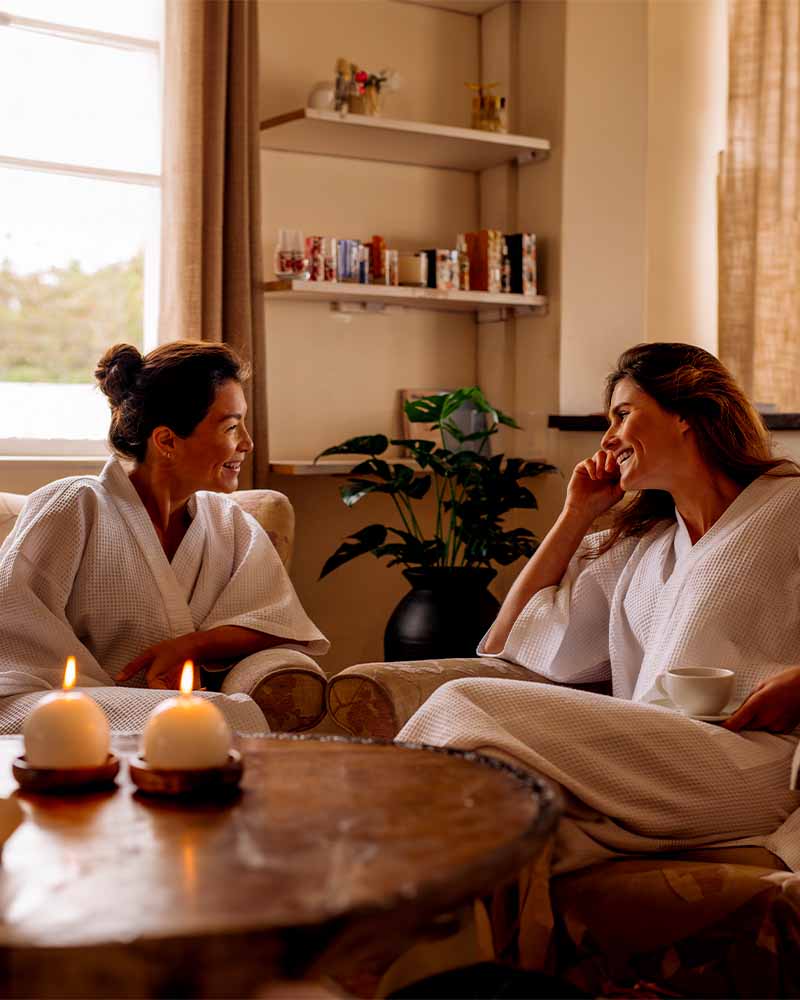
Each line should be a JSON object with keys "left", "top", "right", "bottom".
{"left": 221, "top": 649, "right": 327, "bottom": 733}
{"left": 327, "top": 657, "right": 554, "bottom": 740}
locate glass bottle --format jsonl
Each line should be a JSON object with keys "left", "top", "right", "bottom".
{"left": 457, "top": 233, "right": 470, "bottom": 291}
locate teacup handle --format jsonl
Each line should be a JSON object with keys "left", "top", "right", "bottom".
{"left": 655, "top": 673, "right": 671, "bottom": 700}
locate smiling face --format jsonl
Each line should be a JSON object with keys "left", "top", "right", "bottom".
{"left": 168, "top": 379, "right": 253, "bottom": 494}
{"left": 600, "top": 377, "right": 691, "bottom": 492}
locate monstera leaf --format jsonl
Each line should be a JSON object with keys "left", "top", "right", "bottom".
{"left": 318, "top": 388, "right": 555, "bottom": 578}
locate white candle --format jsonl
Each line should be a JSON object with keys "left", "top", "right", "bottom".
{"left": 24, "top": 657, "right": 110, "bottom": 768}
{"left": 142, "top": 661, "right": 232, "bottom": 769}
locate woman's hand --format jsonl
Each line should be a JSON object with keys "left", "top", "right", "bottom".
{"left": 724, "top": 666, "right": 800, "bottom": 733}
{"left": 116, "top": 636, "right": 203, "bottom": 690}
{"left": 563, "top": 450, "right": 625, "bottom": 524}
{"left": 115, "top": 626, "right": 286, "bottom": 689}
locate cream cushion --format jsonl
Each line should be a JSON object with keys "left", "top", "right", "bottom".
{"left": 0, "top": 493, "right": 25, "bottom": 547}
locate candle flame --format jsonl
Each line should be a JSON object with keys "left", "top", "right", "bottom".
{"left": 179, "top": 661, "right": 195, "bottom": 695}
{"left": 63, "top": 656, "right": 77, "bottom": 691}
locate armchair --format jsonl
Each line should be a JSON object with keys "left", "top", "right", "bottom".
{"left": 0, "top": 487, "right": 326, "bottom": 734}
{"left": 327, "top": 657, "right": 799, "bottom": 997}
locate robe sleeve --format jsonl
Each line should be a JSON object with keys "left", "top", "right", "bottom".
{"left": 0, "top": 480, "right": 109, "bottom": 696}
{"left": 477, "top": 530, "right": 638, "bottom": 683}
{"left": 199, "top": 501, "right": 330, "bottom": 656}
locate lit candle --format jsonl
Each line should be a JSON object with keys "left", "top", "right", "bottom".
{"left": 23, "top": 657, "right": 110, "bottom": 768}
{"left": 142, "top": 662, "right": 232, "bottom": 769}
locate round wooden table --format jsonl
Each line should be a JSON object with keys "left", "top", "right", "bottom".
{"left": 0, "top": 734, "right": 559, "bottom": 998}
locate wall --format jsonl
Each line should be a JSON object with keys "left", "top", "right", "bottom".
{"left": 258, "top": 0, "right": 486, "bottom": 674}
{"left": 646, "top": 0, "right": 727, "bottom": 353}
{"left": 1, "top": 458, "right": 106, "bottom": 495}
{"left": 542, "top": 0, "right": 729, "bottom": 484}
{"left": 558, "top": 0, "right": 649, "bottom": 415}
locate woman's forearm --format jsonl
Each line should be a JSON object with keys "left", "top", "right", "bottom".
{"left": 186, "top": 626, "right": 307, "bottom": 664}
{"left": 482, "top": 509, "right": 593, "bottom": 654}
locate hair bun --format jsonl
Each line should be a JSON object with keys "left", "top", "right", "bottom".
{"left": 95, "top": 344, "right": 143, "bottom": 406}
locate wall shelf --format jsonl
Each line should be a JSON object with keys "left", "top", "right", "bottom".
{"left": 261, "top": 279, "right": 546, "bottom": 318}
{"left": 259, "top": 108, "right": 550, "bottom": 172}
{"left": 269, "top": 458, "right": 420, "bottom": 476}
{"left": 270, "top": 455, "right": 547, "bottom": 475}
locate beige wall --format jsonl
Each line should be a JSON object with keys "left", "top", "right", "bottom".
{"left": 646, "top": 0, "right": 727, "bottom": 353}
{"left": 551, "top": 0, "right": 727, "bottom": 414}
{"left": 559, "top": 0, "right": 649, "bottom": 415}
{"left": 258, "top": 0, "right": 489, "bottom": 674}
{"left": 1, "top": 458, "right": 106, "bottom": 495}
{"left": 259, "top": 0, "right": 479, "bottom": 128}
{"left": 514, "top": 0, "right": 568, "bottom": 481}
{"left": 259, "top": 1, "right": 482, "bottom": 465}
{"left": 543, "top": 0, "right": 728, "bottom": 486}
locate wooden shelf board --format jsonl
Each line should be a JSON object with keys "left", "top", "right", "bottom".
{"left": 270, "top": 456, "right": 548, "bottom": 476}
{"left": 259, "top": 108, "right": 550, "bottom": 172}
{"left": 270, "top": 458, "right": 420, "bottom": 476}
{"left": 261, "top": 279, "right": 546, "bottom": 315}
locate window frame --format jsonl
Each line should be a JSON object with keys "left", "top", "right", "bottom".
{"left": 0, "top": 7, "right": 162, "bottom": 458}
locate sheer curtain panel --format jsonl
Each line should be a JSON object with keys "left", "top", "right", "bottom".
{"left": 719, "top": 0, "right": 800, "bottom": 411}
{"left": 159, "top": 0, "right": 267, "bottom": 486}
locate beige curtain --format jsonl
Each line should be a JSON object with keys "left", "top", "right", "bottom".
{"left": 159, "top": 0, "right": 268, "bottom": 487}
{"left": 719, "top": 0, "right": 800, "bottom": 410}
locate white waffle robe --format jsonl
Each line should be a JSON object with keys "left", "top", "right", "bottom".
{"left": 0, "top": 458, "right": 329, "bottom": 735}
{"left": 398, "top": 471, "right": 800, "bottom": 873}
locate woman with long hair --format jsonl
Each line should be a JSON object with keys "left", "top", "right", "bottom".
{"left": 399, "top": 342, "right": 800, "bottom": 880}
{"left": 0, "top": 341, "right": 328, "bottom": 734}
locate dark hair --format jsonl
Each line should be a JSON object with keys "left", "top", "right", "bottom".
{"left": 598, "top": 342, "right": 795, "bottom": 554}
{"left": 95, "top": 341, "right": 250, "bottom": 462}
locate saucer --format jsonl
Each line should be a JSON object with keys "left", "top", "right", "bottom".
{"left": 651, "top": 698, "right": 733, "bottom": 724}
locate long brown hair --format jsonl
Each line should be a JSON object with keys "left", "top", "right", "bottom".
{"left": 597, "top": 342, "right": 794, "bottom": 554}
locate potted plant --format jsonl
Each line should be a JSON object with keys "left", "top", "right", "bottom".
{"left": 316, "top": 387, "right": 554, "bottom": 660}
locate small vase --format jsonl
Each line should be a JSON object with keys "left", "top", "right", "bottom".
{"left": 384, "top": 567, "right": 501, "bottom": 662}
{"left": 363, "top": 84, "right": 382, "bottom": 116}
{"left": 347, "top": 92, "right": 366, "bottom": 115}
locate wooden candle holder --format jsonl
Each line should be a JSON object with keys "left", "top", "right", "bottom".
{"left": 13, "top": 754, "right": 120, "bottom": 794}
{"left": 128, "top": 750, "right": 243, "bottom": 797}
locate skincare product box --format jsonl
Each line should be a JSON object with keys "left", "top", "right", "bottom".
{"left": 464, "top": 230, "right": 503, "bottom": 293}
{"left": 397, "top": 252, "right": 428, "bottom": 287}
{"left": 504, "top": 233, "right": 537, "bottom": 295}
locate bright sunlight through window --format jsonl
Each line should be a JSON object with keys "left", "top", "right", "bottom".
{"left": 0, "top": 1, "right": 163, "bottom": 451}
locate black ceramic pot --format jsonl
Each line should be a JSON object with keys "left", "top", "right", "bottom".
{"left": 384, "top": 566, "right": 501, "bottom": 661}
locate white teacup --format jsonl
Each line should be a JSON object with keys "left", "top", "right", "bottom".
{"left": 656, "top": 667, "right": 735, "bottom": 716}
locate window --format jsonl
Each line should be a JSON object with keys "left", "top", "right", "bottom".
{"left": 0, "top": 1, "right": 162, "bottom": 453}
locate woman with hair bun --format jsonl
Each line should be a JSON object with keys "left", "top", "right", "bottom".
{"left": 400, "top": 343, "right": 800, "bottom": 890}
{"left": 0, "top": 341, "right": 328, "bottom": 735}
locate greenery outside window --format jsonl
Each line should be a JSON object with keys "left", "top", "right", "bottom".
{"left": 0, "top": 1, "right": 163, "bottom": 455}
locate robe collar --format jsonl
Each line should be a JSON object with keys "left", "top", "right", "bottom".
{"left": 98, "top": 457, "right": 198, "bottom": 636}
{"left": 673, "top": 464, "right": 798, "bottom": 559}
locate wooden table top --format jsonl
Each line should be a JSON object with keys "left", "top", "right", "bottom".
{"left": 0, "top": 734, "right": 559, "bottom": 998}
